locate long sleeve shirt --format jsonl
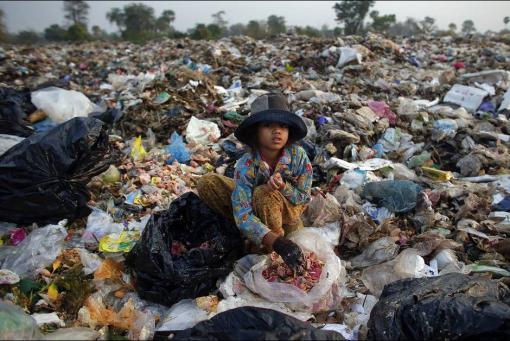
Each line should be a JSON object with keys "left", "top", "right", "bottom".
{"left": 231, "top": 144, "right": 313, "bottom": 245}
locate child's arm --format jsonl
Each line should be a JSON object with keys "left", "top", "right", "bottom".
{"left": 279, "top": 147, "right": 313, "bottom": 205}
{"left": 231, "top": 159, "right": 273, "bottom": 246}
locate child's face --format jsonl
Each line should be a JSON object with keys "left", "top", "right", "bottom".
{"left": 257, "top": 122, "right": 289, "bottom": 151}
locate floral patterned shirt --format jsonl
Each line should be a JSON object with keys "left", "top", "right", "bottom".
{"left": 231, "top": 144, "right": 313, "bottom": 245}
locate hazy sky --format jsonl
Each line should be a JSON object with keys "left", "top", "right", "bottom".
{"left": 1, "top": 1, "right": 509, "bottom": 34}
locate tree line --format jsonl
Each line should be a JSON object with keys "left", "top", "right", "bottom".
{"left": 0, "top": 0, "right": 509, "bottom": 45}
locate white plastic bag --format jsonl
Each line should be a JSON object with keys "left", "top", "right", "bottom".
{"left": 31, "top": 87, "right": 101, "bottom": 123}
{"left": 2, "top": 222, "right": 67, "bottom": 278}
{"left": 185, "top": 116, "right": 221, "bottom": 145}
{"left": 443, "top": 84, "right": 488, "bottom": 113}
{"left": 0, "top": 134, "right": 24, "bottom": 156}
{"left": 337, "top": 47, "right": 362, "bottom": 68}
{"left": 243, "top": 229, "right": 345, "bottom": 312}
{"left": 156, "top": 299, "right": 209, "bottom": 332}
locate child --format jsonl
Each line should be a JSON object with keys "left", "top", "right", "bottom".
{"left": 197, "top": 93, "right": 313, "bottom": 270}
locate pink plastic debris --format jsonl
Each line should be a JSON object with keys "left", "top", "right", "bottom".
{"left": 368, "top": 100, "right": 397, "bottom": 125}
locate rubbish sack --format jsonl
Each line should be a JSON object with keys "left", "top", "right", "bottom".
{"left": 0, "top": 119, "right": 33, "bottom": 137}
{"left": 0, "top": 134, "right": 24, "bottom": 156}
{"left": 367, "top": 273, "right": 510, "bottom": 340}
{"left": 165, "top": 131, "right": 191, "bottom": 164}
{"left": 0, "top": 117, "right": 111, "bottom": 225}
{"left": 361, "top": 180, "right": 422, "bottom": 213}
{"left": 0, "top": 86, "right": 36, "bottom": 124}
{"left": 125, "top": 192, "right": 244, "bottom": 307}
{"left": 1, "top": 222, "right": 67, "bottom": 279}
{"left": 242, "top": 228, "right": 345, "bottom": 312}
{"left": 185, "top": 116, "right": 221, "bottom": 145}
{"left": 31, "top": 87, "right": 101, "bottom": 124}
{"left": 443, "top": 84, "right": 489, "bottom": 113}
{"left": 0, "top": 301, "right": 44, "bottom": 340}
{"left": 166, "top": 306, "right": 344, "bottom": 341}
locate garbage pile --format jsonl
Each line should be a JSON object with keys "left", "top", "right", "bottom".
{"left": 1, "top": 32, "right": 510, "bottom": 340}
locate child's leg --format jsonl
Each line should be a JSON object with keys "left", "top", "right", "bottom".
{"left": 252, "top": 186, "right": 306, "bottom": 237}
{"left": 196, "top": 173, "right": 235, "bottom": 222}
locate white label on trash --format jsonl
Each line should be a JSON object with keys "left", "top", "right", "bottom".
{"left": 498, "top": 88, "right": 510, "bottom": 112}
{"left": 443, "top": 84, "right": 488, "bottom": 113}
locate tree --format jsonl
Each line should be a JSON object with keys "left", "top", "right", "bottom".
{"left": 107, "top": 3, "right": 157, "bottom": 42}
{"left": 63, "top": 0, "right": 89, "bottom": 26}
{"left": 16, "top": 30, "right": 41, "bottom": 44}
{"left": 388, "top": 17, "right": 421, "bottom": 37}
{"left": 369, "top": 10, "right": 396, "bottom": 33}
{"left": 245, "top": 20, "right": 266, "bottom": 39}
{"left": 0, "top": 8, "right": 7, "bottom": 42}
{"left": 419, "top": 16, "right": 436, "bottom": 34}
{"left": 155, "top": 9, "right": 175, "bottom": 36}
{"left": 333, "top": 0, "right": 375, "bottom": 35}
{"left": 295, "top": 25, "right": 321, "bottom": 37}
{"left": 267, "top": 15, "right": 286, "bottom": 37}
{"left": 448, "top": 22, "right": 457, "bottom": 33}
{"left": 67, "top": 23, "right": 90, "bottom": 41}
{"left": 461, "top": 19, "right": 476, "bottom": 34}
{"left": 207, "top": 23, "right": 222, "bottom": 39}
{"left": 504, "top": 16, "right": 509, "bottom": 28}
{"left": 190, "top": 23, "right": 210, "bottom": 40}
{"left": 44, "top": 24, "right": 68, "bottom": 41}
{"left": 228, "top": 23, "right": 246, "bottom": 36}
{"left": 212, "top": 10, "right": 228, "bottom": 31}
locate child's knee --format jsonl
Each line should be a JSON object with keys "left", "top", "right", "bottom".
{"left": 253, "top": 186, "right": 282, "bottom": 209}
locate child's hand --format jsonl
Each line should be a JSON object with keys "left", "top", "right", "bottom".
{"left": 267, "top": 173, "right": 285, "bottom": 191}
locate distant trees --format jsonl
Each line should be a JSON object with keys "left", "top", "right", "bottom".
{"left": 0, "top": 8, "right": 7, "bottom": 42}
{"left": 387, "top": 17, "right": 421, "bottom": 37}
{"left": 245, "top": 20, "right": 266, "bottom": 39}
{"left": 267, "top": 15, "right": 286, "bottom": 37}
{"left": 461, "top": 19, "right": 476, "bottom": 34}
{"left": 106, "top": 3, "right": 177, "bottom": 42}
{"left": 448, "top": 23, "right": 457, "bottom": 34}
{"left": 368, "top": 10, "right": 396, "bottom": 33}
{"left": 16, "top": 30, "right": 41, "bottom": 44}
{"left": 63, "top": 0, "right": 89, "bottom": 26}
{"left": 44, "top": 24, "right": 68, "bottom": 41}
{"left": 504, "top": 16, "right": 509, "bottom": 28}
{"left": 333, "top": 0, "right": 375, "bottom": 35}
{"left": 419, "top": 16, "right": 437, "bottom": 34}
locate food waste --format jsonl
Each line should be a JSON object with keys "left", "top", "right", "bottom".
{"left": 262, "top": 251, "right": 324, "bottom": 292}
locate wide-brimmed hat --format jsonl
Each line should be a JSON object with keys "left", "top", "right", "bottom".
{"left": 234, "top": 93, "right": 307, "bottom": 146}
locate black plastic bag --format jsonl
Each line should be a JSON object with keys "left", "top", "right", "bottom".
{"left": 125, "top": 192, "right": 244, "bottom": 307}
{"left": 368, "top": 273, "right": 510, "bottom": 340}
{"left": 0, "top": 87, "right": 36, "bottom": 136}
{"left": 361, "top": 180, "right": 422, "bottom": 213}
{"left": 159, "top": 306, "right": 344, "bottom": 340}
{"left": 0, "top": 117, "right": 111, "bottom": 225}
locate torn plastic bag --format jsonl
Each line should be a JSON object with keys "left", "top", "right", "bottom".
{"left": 0, "top": 301, "right": 44, "bottom": 340}
{"left": 368, "top": 273, "right": 510, "bottom": 340}
{"left": 361, "top": 180, "right": 422, "bottom": 213}
{"left": 337, "top": 47, "right": 362, "bottom": 68}
{"left": 349, "top": 237, "right": 399, "bottom": 269}
{"left": 31, "top": 87, "right": 102, "bottom": 124}
{"left": 164, "top": 306, "right": 344, "bottom": 341}
{"left": 125, "top": 192, "right": 244, "bottom": 307}
{"left": 242, "top": 228, "right": 345, "bottom": 313}
{"left": 303, "top": 193, "right": 343, "bottom": 227}
{"left": 165, "top": 131, "right": 190, "bottom": 164}
{"left": 90, "top": 108, "right": 123, "bottom": 126}
{"left": 0, "top": 117, "right": 111, "bottom": 225}
{"left": 1, "top": 222, "right": 67, "bottom": 278}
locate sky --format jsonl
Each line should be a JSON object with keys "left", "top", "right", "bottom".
{"left": 1, "top": 1, "right": 509, "bottom": 34}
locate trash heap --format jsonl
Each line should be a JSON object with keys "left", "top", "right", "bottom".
{"left": 1, "top": 32, "right": 510, "bottom": 340}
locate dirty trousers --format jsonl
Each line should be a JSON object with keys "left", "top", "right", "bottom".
{"left": 196, "top": 173, "right": 306, "bottom": 237}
